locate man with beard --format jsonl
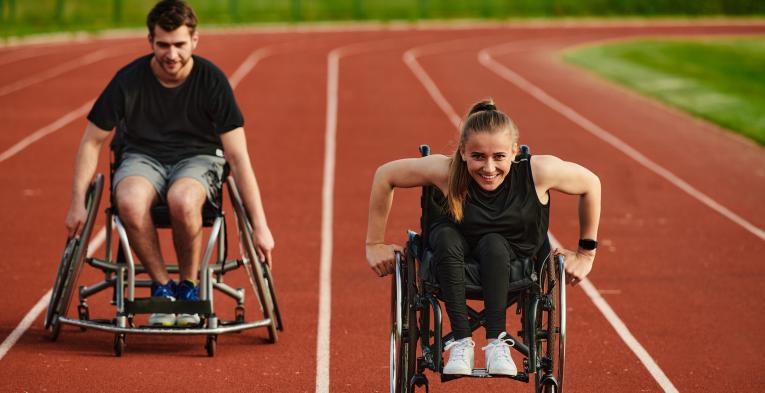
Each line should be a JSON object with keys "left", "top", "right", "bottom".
{"left": 64, "top": 0, "right": 274, "bottom": 327}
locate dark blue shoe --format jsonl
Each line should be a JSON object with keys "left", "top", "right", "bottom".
{"left": 149, "top": 280, "right": 177, "bottom": 326}
{"left": 176, "top": 280, "right": 200, "bottom": 327}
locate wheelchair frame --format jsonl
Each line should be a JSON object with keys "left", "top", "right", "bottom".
{"left": 389, "top": 145, "right": 566, "bottom": 393}
{"left": 45, "top": 149, "right": 283, "bottom": 357}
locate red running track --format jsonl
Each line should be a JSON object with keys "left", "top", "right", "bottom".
{"left": 0, "top": 21, "right": 763, "bottom": 392}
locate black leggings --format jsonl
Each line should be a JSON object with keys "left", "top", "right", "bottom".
{"left": 430, "top": 223, "right": 513, "bottom": 340}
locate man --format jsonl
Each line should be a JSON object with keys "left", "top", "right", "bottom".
{"left": 64, "top": 0, "right": 274, "bottom": 327}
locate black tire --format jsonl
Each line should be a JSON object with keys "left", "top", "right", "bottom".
{"left": 263, "top": 264, "right": 284, "bottom": 331}
{"left": 390, "top": 251, "right": 417, "bottom": 393}
{"left": 45, "top": 237, "right": 78, "bottom": 330}
{"left": 227, "top": 177, "right": 279, "bottom": 344}
{"left": 206, "top": 335, "right": 217, "bottom": 357}
{"left": 114, "top": 334, "right": 125, "bottom": 357}
{"left": 46, "top": 174, "right": 104, "bottom": 340}
{"left": 534, "top": 255, "right": 566, "bottom": 393}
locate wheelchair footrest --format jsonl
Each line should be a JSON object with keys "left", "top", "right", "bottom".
{"left": 441, "top": 370, "right": 529, "bottom": 382}
{"left": 125, "top": 298, "right": 212, "bottom": 315}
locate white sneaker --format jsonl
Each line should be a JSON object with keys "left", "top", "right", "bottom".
{"left": 176, "top": 313, "right": 201, "bottom": 327}
{"left": 482, "top": 332, "right": 517, "bottom": 376}
{"left": 149, "top": 312, "right": 176, "bottom": 327}
{"left": 443, "top": 337, "right": 475, "bottom": 375}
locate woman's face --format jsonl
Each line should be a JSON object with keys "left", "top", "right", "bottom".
{"left": 460, "top": 129, "right": 518, "bottom": 191}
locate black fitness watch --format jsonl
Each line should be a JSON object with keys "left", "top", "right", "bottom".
{"left": 578, "top": 239, "right": 598, "bottom": 251}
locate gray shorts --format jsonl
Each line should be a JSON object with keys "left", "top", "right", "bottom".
{"left": 113, "top": 152, "right": 226, "bottom": 207}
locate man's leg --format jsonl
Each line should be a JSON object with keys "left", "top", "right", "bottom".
{"left": 114, "top": 176, "right": 169, "bottom": 284}
{"left": 166, "top": 178, "right": 206, "bottom": 282}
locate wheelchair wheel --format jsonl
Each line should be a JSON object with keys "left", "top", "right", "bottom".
{"left": 227, "top": 177, "right": 280, "bottom": 343}
{"left": 263, "top": 264, "right": 284, "bottom": 331}
{"left": 534, "top": 255, "right": 566, "bottom": 393}
{"left": 205, "top": 335, "right": 217, "bottom": 357}
{"left": 114, "top": 333, "right": 125, "bottom": 357}
{"left": 46, "top": 174, "right": 104, "bottom": 341}
{"left": 390, "top": 251, "right": 417, "bottom": 393}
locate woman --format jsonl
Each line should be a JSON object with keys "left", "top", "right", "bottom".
{"left": 365, "top": 100, "right": 601, "bottom": 376}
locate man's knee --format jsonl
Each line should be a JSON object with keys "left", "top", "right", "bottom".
{"left": 166, "top": 178, "right": 206, "bottom": 223}
{"left": 115, "top": 177, "right": 156, "bottom": 221}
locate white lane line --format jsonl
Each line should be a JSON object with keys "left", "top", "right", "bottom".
{"left": 478, "top": 45, "right": 765, "bottom": 242}
{"left": 0, "top": 100, "right": 93, "bottom": 164}
{"left": 0, "top": 46, "right": 271, "bottom": 361}
{"left": 229, "top": 47, "right": 272, "bottom": 89}
{"left": 404, "top": 40, "right": 679, "bottom": 392}
{"left": 0, "top": 227, "right": 106, "bottom": 361}
{"left": 546, "top": 233, "right": 679, "bottom": 393}
{"left": 0, "top": 49, "right": 54, "bottom": 67}
{"left": 315, "top": 48, "right": 339, "bottom": 393}
{"left": 315, "top": 38, "right": 405, "bottom": 393}
{"left": 0, "top": 49, "right": 117, "bottom": 97}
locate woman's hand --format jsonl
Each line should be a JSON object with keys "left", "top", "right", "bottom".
{"left": 554, "top": 247, "right": 595, "bottom": 286}
{"left": 366, "top": 243, "right": 404, "bottom": 278}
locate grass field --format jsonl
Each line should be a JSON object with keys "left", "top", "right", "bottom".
{"left": 563, "top": 36, "right": 765, "bottom": 145}
{"left": 1, "top": 0, "right": 764, "bottom": 38}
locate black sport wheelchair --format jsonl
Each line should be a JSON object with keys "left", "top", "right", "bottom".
{"left": 44, "top": 135, "right": 283, "bottom": 356}
{"left": 390, "top": 145, "right": 566, "bottom": 392}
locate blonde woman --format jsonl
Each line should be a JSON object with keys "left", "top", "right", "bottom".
{"left": 365, "top": 100, "right": 601, "bottom": 376}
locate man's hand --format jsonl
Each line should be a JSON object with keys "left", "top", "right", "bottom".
{"left": 254, "top": 225, "right": 275, "bottom": 267}
{"left": 64, "top": 200, "right": 87, "bottom": 239}
{"left": 554, "top": 247, "right": 595, "bottom": 286}
{"left": 366, "top": 243, "right": 404, "bottom": 278}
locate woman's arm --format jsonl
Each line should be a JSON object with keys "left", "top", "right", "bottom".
{"left": 532, "top": 155, "right": 601, "bottom": 285}
{"left": 366, "top": 154, "right": 449, "bottom": 277}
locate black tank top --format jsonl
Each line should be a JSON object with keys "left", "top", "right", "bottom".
{"left": 457, "top": 155, "right": 550, "bottom": 258}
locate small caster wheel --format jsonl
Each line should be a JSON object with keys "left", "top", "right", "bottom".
{"left": 235, "top": 306, "right": 245, "bottom": 323}
{"left": 77, "top": 304, "right": 89, "bottom": 331}
{"left": 205, "top": 335, "right": 217, "bottom": 357}
{"left": 114, "top": 334, "right": 125, "bottom": 357}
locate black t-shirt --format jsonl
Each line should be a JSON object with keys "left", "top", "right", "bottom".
{"left": 457, "top": 156, "right": 550, "bottom": 258}
{"left": 87, "top": 54, "right": 244, "bottom": 164}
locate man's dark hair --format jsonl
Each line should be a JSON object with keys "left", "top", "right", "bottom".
{"left": 147, "top": 0, "right": 198, "bottom": 37}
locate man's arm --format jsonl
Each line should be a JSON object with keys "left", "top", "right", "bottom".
{"left": 65, "top": 121, "right": 112, "bottom": 238}
{"left": 220, "top": 127, "right": 275, "bottom": 264}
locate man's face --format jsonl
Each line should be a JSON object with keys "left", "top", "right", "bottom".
{"left": 149, "top": 25, "right": 197, "bottom": 77}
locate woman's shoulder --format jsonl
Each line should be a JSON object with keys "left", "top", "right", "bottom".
{"left": 528, "top": 154, "right": 563, "bottom": 182}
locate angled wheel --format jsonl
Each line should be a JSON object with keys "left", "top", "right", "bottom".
{"left": 390, "top": 251, "right": 417, "bottom": 393}
{"left": 227, "top": 177, "right": 279, "bottom": 343}
{"left": 534, "top": 255, "right": 566, "bottom": 393}
{"left": 263, "top": 264, "right": 284, "bottom": 331}
{"left": 46, "top": 174, "right": 104, "bottom": 341}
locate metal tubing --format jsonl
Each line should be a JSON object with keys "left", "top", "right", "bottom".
{"left": 59, "top": 316, "right": 270, "bottom": 335}
{"left": 429, "top": 296, "right": 442, "bottom": 371}
{"left": 105, "top": 213, "right": 113, "bottom": 262}
{"left": 114, "top": 217, "right": 135, "bottom": 301}
{"left": 212, "top": 281, "right": 244, "bottom": 303}
{"left": 200, "top": 217, "right": 222, "bottom": 301}
{"left": 115, "top": 267, "right": 125, "bottom": 313}
{"left": 79, "top": 278, "right": 115, "bottom": 298}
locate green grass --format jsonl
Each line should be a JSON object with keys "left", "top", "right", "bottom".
{"left": 2, "top": 0, "right": 764, "bottom": 38}
{"left": 563, "top": 37, "right": 765, "bottom": 145}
